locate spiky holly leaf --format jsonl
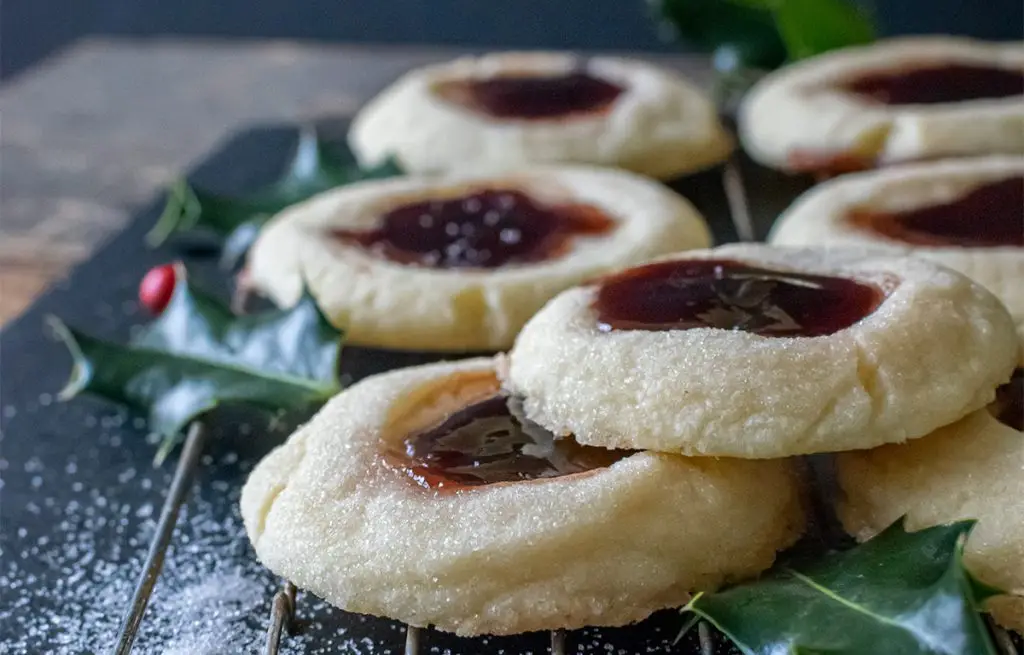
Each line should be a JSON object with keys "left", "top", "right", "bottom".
{"left": 147, "top": 127, "right": 401, "bottom": 267}
{"left": 52, "top": 268, "right": 343, "bottom": 462}
{"left": 689, "top": 519, "right": 999, "bottom": 655}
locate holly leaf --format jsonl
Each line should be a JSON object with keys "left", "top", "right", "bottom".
{"left": 648, "top": 0, "right": 787, "bottom": 71}
{"left": 650, "top": 0, "right": 874, "bottom": 71}
{"left": 51, "top": 269, "right": 344, "bottom": 462}
{"left": 769, "top": 0, "right": 875, "bottom": 60}
{"left": 689, "top": 519, "right": 999, "bottom": 655}
{"left": 147, "top": 127, "right": 402, "bottom": 260}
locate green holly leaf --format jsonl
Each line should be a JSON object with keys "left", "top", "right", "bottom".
{"left": 649, "top": 0, "right": 787, "bottom": 71}
{"left": 650, "top": 0, "right": 874, "bottom": 71}
{"left": 689, "top": 519, "right": 999, "bottom": 655}
{"left": 768, "top": 0, "right": 875, "bottom": 60}
{"left": 51, "top": 269, "right": 344, "bottom": 463}
{"left": 147, "top": 128, "right": 402, "bottom": 259}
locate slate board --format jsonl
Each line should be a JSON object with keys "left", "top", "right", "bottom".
{"left": 0, "top": 121, "right": 813, "bottom": 655}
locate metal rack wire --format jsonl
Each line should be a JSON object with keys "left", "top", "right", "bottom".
{"left": 113, "top": 422, "right": 208, "bottom": 655}
{"left": 108, "top": 158, "right": 1021, "bottom": 655}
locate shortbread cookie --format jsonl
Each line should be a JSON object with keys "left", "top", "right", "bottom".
{"left": 770, "top": 157, "right": 1024, "bottom": 339}
{"left": 836, "top": 367, "right": 1023, "bottom": 630}
{"left": 245, "top": 165, "right": 711, "bottom": 351}
{"left": 240, "top": 358, "right": 806, "bottom": 636}
{"left": 739, "top": 37, "right": 1024, "bottom": 173}
{"left": 504, "top": 244, "right": 1018, "bottom": 458}
{"left": 349, "top": 52, "right": 733, "bottom": 179}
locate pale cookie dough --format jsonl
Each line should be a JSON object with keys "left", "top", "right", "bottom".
{"left": 739, "top": 37, "right": 1024, "bottom": 172}
{"left": 240, "top": 358, "right": 806, "bottom": 636}
{"left": 770, "top": 157, "right": 1024, "bottom": 340}
{"left": 349, "top": 52, "right": 733, "bottom": 179}
{"left": 246, "top": 165, "right": 711, "bottom": 351}
{"left": 836, "top": 389, "right": 1023, "bottom": 630}
{"left": 504, "top": 244, "right": 1018, "bottom": 458}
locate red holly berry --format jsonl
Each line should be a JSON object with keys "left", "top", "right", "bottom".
{"left": 139, "top": 263, "right": 177, "bottom": 314}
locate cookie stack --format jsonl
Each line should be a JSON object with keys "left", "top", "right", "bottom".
{"left": 736, "top": 37, "right": 1023, "bottom": 632}
{"left": 240, "top": 242, "right": 1019, "bottom": 636}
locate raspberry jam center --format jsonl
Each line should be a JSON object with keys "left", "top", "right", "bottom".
{"left": 334, "top": 188, "right": 615, "bottom": 269}
{"left": 594, "top": 259, "right": 885, "bottom": 337}
{"left": 848, "top": 176, "right": 1024, "bottom": 248}
{"left": 392, "top": 393, "right": 628, "bottom": 489}
{"left": 435, "top": 71, "right": 623, "bottom": 119}
{"left": 990, "top": 368, "right": 1023, "bottom": 431}
{"left": 845, "top": 63, "right": 1024, "bottom": 105}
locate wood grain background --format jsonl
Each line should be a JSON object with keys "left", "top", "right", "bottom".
{"left": 0, "top": 38, "right": 715, "bottom": 324}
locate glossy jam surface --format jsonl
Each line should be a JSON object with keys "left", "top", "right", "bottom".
{"left": 594, "top": 259, "right": 885, "bottom": 337}
{"left": 393, "top": 392, "right": 629, "bottom": 489}
{"left": 435, "top": 71, "right": 623, "bottom": 119}
{"left": 334, "top": 188, "right": 614, "bottom": 269}
{"left": 848, "top": 176, "right": 1024, "bottom": 248}
{"left": 990, "top": 368, "right": 1023, "bottom": 431}
{"left": 845, "top": 63, "right": 1024, "bottom": 105}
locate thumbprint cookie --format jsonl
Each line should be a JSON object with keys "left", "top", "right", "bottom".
{"left": 349, "top": 52, "right": 733, "bottom": 179}
{"left": 245, "top": 166, "right": 711, "bottom": 351}
{"left": 738, "top": 37, "right": 1024, "bottom": 174}
{"left": 504, "top": 244, "right": 1018, "bottom": 458}
{"left": 837, "top": 364, "right": 1023, "bottom": 630}
{"left": 770, "top": 157, "right": 1024, "bottom": 340}
{"left": 240, "top": 358, "right": 806, "bottom": 636}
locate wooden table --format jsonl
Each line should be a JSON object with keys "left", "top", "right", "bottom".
{"left": 0, "top": 37, "right": 714, "bottom": 324}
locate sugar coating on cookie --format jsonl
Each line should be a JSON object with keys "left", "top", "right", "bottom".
{"left": 504, "top": 244, "right": 1018, "bottom": 458}
{"left": 245, "top": 165, "right": 711, "bottom": 351}
{"left": 770, "top": 156, "right": 1024, "bottom": 341}
{"left": 836, "top": 371, "right": 1023, "bottom": 630}
{"left": 738, "top": 37, "right": 1024, "bottom": 173}
{"left": 240, "top": 358, "right": 806, "bottom": 636}
{"left": 349, "top": 52, "right": 733, "bottom": 179}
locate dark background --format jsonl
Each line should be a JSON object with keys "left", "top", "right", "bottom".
{"left": 3, "top": 0, "right": 1023, "bottom": 81}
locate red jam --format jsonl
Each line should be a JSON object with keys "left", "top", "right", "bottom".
{"left": 594, "top": 259, "right": 885, "bottom": 337}
{"left": 393, "top": 393, "right": 629, "bottom": 489}
{"left": 333, "top": 188, "right": 615, "bottom": 269}
{"left": 848, "top": 176, "right": 1024, "bottom": 248}
{"left": 786, "top": 150, "right": 876, "bottom": 176}
{"left": 435, "top": 71, "right": 623, "bottom": 119}
{"left": 990, "top": 368, "right": 1023, "bottom": 431}
{"left": 845, "top": 63, "right": 1024, "bottom": 105}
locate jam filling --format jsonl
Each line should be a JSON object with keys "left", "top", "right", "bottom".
{"left": 786, "top": 150, "right": 876, "bottom": 176}
{"left": 594, "top": 259, "right": 885, "bottom": 337}
{"left": 333, "top": 188, "right": 615, "bottom": 269}
{"left": 989, "top": 368, "right": 1023, "bottom": 431}
{"left": 393, "top": 393, "right": 629, "bottom": 489}
{"left": 845, "top": 63, "right": 1024, "bottom": 105}
{"left": 848, "top": 176, "right": 1024, "bottom": 248}
{"left": 435, "top": 71, "right": 624, "bottom": 119}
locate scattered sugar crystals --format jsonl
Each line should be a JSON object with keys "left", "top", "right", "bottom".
{"left": 0, "top": 440, "right": 324, "bottom": 654}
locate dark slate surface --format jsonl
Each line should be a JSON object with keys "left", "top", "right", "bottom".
{"left": 0, "top": 123, "right": 805, "bottom": 654}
